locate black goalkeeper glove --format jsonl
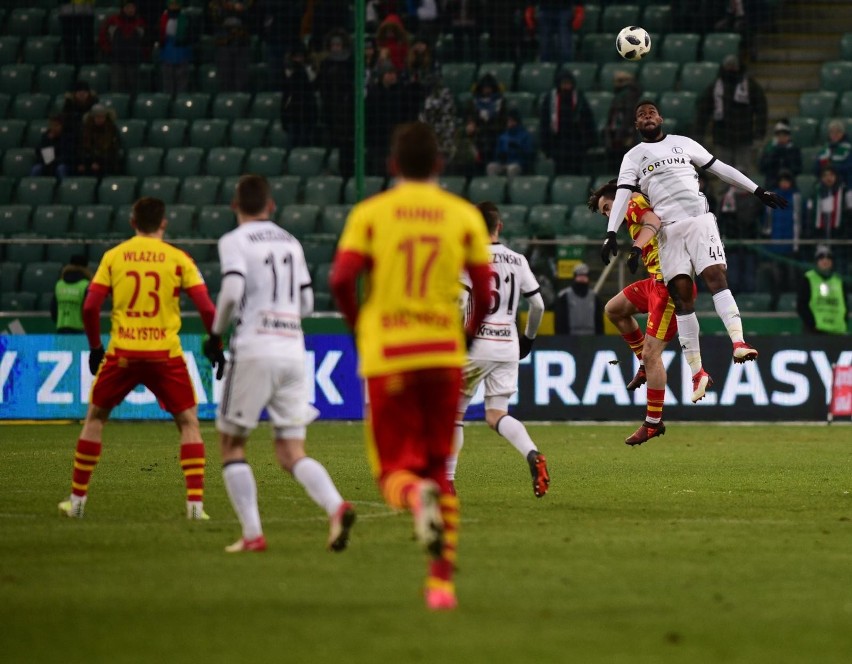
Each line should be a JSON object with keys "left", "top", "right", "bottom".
{"left": 88, "top": 346, "right": 105, "bottom": 376}
{"left": 754, "top": 186, "right": 788, "bottom": 209}
{"left": 627, "top": 246, "right": 642, "bottom": 274}
{"left": 519, "top": 335, "right": 534, "bottom": 360}
{"left": 600, "top": 230, "right": 618, "bottom": 265}
{"left": 202, "top": 334, "right": 226, "bottom": 380}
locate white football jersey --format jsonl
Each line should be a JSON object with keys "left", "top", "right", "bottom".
{"left": 617, "top": 134, "right": 715, "bottom": 223}
{"left": 217, "top": 220, "right": 312, "bottom": 359}
{"left": 462, "top": 242, "right": 540, "bottom": 362}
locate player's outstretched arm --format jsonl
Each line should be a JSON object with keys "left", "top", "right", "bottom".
{"left": 601, "top": 187, "right": 632, "bottom": 264}
{"left": 705, "top": 159, "right": 788, "bottom": 209}
{"left": 627, "top": 210, "right": 662, "bottom": 274}
{"left": 520, "top": 292, "right": 545, "bottom": 359}
{"left": 186, "top": 284, "right": 217, "bottom": 334}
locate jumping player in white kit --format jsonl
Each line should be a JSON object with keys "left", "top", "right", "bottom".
{"left": 447, "top": 202, "right": 550, "bottom": 498}
{"left": 600, "top": 99, "right": 788, "bottom": 399}
{"left": 203, "top": 174, "right": 355, "bottom": 553}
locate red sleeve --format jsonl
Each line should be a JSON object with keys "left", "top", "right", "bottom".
{"left": 465, "top": 263, "right": 493, "bottom": 336}
{"left": 186, "top": 284, "right": 216, "bottom": 334}
{"left": 83, "top": 284, "right": 109, "bottom": 349}
{"left": 329, "top": 250, "right": 370, "bottom": 329}
{"left": 572, "top": 5, "right": 586, "bottom": 32}
{"left": 98, "top": 17, "right": 114, "bottom": 54}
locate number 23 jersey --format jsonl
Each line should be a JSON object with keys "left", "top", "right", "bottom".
{"left": 218, "top": 220, "right": 312, "bottom": 359}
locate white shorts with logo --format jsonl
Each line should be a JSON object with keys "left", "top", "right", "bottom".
{"left": 657, "top": 211, "right": 727, "bottom": 284}
{"left": 461, "top": 359, "right": 518, "bottom": 411}
{"left": 217, "top": 355, "right": 319, "bottom": 437}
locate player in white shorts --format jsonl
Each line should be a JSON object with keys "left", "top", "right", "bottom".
{"left": 203, "top": 174, "right": 355, "bottom": 554}
{"left": 446, "top": 202, "right": 549, "bottom": 498}
{"left": 600, "top": 99, "right": 788, "bottom": 400}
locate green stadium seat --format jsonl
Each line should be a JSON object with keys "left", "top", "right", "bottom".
{"left": 57, "top": 177, "right": 97, "bottom": 205}
{"left": 266, "top": 175, "right": 301, "bottom": 207}
{"left": 819, "top": 117, "right": 852, "bottom": 142}
{"left": 179, "top": 176, "right": 221, "bottom": 206}
{"left": 16, "top": 177, "right": 55, "bottom": 206}
{"left": 171, "top": 93, "right": 211, "bottom": 121}
{"left": 164, "top": 205, "right": 196, "bottom": 237}
{"left": 498, "top": 204, "right": 528, "bottom": 238}
{"left": 301, "top": 239, "right": 335, "bottom": 265}
{"left": 45, "top": 242, "right": 79, "bottom": 264}
{"left": 278, "top": 205, "right": 319, "bottom": 239}
{"left": 478, "top": 62, "right": 516, "bottom": 91}
{"left": 441, "top": 63, "right": 477, "bottom": 95}
{"left": 658, "top": 91, "right": 697, "bottom": 128}
{"left": 175, "top": 242, "right": 210, "bottom": 264}
{"left": 313, "top": 291, "right": 333, "bottom": 312}
{"left": 312, "top": 261, "right": 333, "bottom": 293}
{"left": 230, "top": 119, "right": 269, "bottom": 150}
{"left": 248, "top": 62, "right": 271, "bottom": 93}
{"left": 0, "top": 177, "right": 15, "bottom": 206}
{"left": 212, "top": 92, "right": 251, "bottom": 120}
{"left": 8, "top": 9, "right": 47, "bottom": 37}
{"left": 599, "top": 62, "right": 640, "bottom": 89}
{"left": 701, "top": 32, "right": 741, "bottom": 63}
{"left": 139, "top": 176, "right": 180, "bottom": 204}
{"left": 318, "top": 205, "right": 351, "bottom": 236}
{"left": 219, "top": 175, "right": 240, "bottom": 204}
{"left": 245, "top": 147, "right": 286, "bottom": 177}
{"left": 551, "top": 175, "right": 592, "bottom": 206}
{"left": 0, "top": 120, "right": 26, "bottom": 150}
{"left": 73, "top": 205, "right": 113, "bottom": 236}
{"left": 21, "top": 262, "right": 61, "bottom": 293}
{"left": 269, "top": 121, "right": 289, "bottom": 148}
{"left": 517, "top": 62, "right": 557, "bottom": 96}
{"left": 0, "top": 64, "right": 34, "bottom": 96}
{"left": 789, "top": 117, "right": 819, "bottom": 148}
{"left": 841, "top": 33, "right": 852, "bottom": 61}
{"left": 36, "top": 63, "right": 75, "bottom": 97}
{"left": 344, "top": 176, "right": 384, "bottom": 203}
{"left": 503, "top": 91, "right": 536, "bottom": 118}
{"left": 249, "top": 92, "right": 282, "bottom": 120}
{"left": 88, "top": 240, "right": 119, "bottom": 264}
{"left": 796, "top": 173, "right": 817, "bottom": 196}
{"left": 189, "top": 118, "right": 228, "bottom": 150}
{"left": 163, "top": 147, "right": 204, "bottom": 177}
{"left": 8, "top": 233, "right": 45, "bottom": 262}
{"left": 580, "top": 33, "right": 617, "bottom": 63}
{"left": 820, "top": 61, "right": 852, "bottom": 94}
{"left": 568, "top": 204, "right": 604, "bottom": 237}
{"left": 565, "top": 62, "right": 598, "bottom": 91}
{"left": 25, "top": 119, "right": 49, "bottom": 148}
{"left": 0, "top": 292, "right": 38, "bottom": 311}
{"left": 98, "top": 176, "right": 138, "bottom": 207}
{"left": 147, "top": 120, "right": 188, "bottom": 150}
{"left": 439, "top": 176, "right": 467, "bottom": 197}
{"left": 206, "top": 147, "right": 245, "bottom": 177}
{"left": 32, "top": 205, "right": 73, "bottom": 235}
{"left": 125, "top": 148, "right": 164, "bottom": 178}
{"left": 0, "top": 262, "right": 22, "bottom": 292}
{"left": 660, "top": 33, "right": 701, "bottom": 64}
{"left": 198, "top": 64, "right": 219, "bottom": 94}
{"left": 0, "top": 206, "right": 32, "bottom": 235}
{"left": 0, "top": 37, "right": 21, "bottom": 66}
{"left": 527, "top": 205, "right": 568, "bottom": 236}
{"left": 77, "top": 64, "right": 110, "bottom": 95}
{"left": 585, "top": 91, "right": 614, "bottom": 133}
{"left": 840, "top": 91, "right": 852, "bottom": 117}
{"left": 592, "top": 174, "right": 618, "bottom": 190}
{"left": 303, "top": 176, "right": 343, "bottom": 206}
{"left": 287, "top": 147, "right": 326, "bottom": 177}
{"left": 100, "top": 93, "right": 131, "bottom": 119}
{"left": 132, "top": 93, "right": 171, "bottom": 121}
{"left": 638, "top": 61, "right": 679, "bottom": 95}
{"left": 3, "top": 149, "right": 37, "bottom": 178}
{"left": 197, "top": 205, "right": 235, "bottom": 238}
{"left": 468, "top": 176, "right": 507, "bottom": 204}
{"left": 11, "top": 93, "right": 51, "bottom": 120}
{"left": 508, "top": 175, "right": 549, "bottom": 206}
{"left": 678, "top": 61, "right": 718, "bottom": 94}
{"left": 641, "top": 5, "right": 672, "bottom": 33}
{"left": 197, "top": 261, "right": 222, "bottom": 295}
{"left": 601, "top": 5, "right": 641, "bottom": 33}
{"left": 0, "top": 93, "right": 10, "bottom": 119}
{"left": 798, "top": 91, "right": 837, "bottom": 120}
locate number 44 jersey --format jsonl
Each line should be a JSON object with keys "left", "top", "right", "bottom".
{"left": 217, "top": 220, "right": 312, "bottom": 359}
{"left": 462, "top": 242, "right": 540, "bottom": 363}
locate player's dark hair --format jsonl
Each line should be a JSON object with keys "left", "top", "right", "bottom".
{"left": 635, "top": 99, "right": 659, "bottom": 117}
{"left": 235, "top": 174, "right": 271, "bottom": 216}
{"left": 392, "top": 121, "right": 439, "bottom": 180}
{"left": 588, "top": 181, "right": 618, "bottom": 212}
{"left": 477, "top": 201, "right": 501, "bottom": 234}
{"left": 132, "top": 197, "right": 166, "bottom": 233}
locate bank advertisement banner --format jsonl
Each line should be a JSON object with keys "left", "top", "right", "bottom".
{"left": 0, "top": 334, "right": 850, "bottom": 421}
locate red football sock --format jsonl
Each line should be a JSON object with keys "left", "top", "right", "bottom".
{"left": 621, "top": 328, "right": 645, "bottom": 361}
{"left": 646, "top": 388, "right": 665, "bottom": 424}
{"left": 180, "top": 442, "right": 205, "bottom": 503}
{"left": 380, "top": 470, "right": 421, "bottom": 510}
{"left": 71, "top": 439, "right": 102, "bottom": 498}
{"left": 429, "top": 491, "right": 459, "bottom": 583}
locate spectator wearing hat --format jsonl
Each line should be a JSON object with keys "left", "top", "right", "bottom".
{"left": 78, "top": 105, "right": 122, "bottom": 178}
{"left": 209, "top": 0, "right": 256, "bottom": 93}
{"left": 486, "top": 109, "right": 533, "bottom": 177}
{"left": 759, "top": 119, "right": 803, "bottom": 190}
{"left": 539, "top": 70, "right": 595, "bottom": 175}
{"left": 30, "top": 115, "right": 75, "bottom": 181}
{"left": 554, "top": 263, "right": 604, "bottom": 336}
{"left": 365, "top": 60, "right": 419, "bottom": 174}
{"left": 760, "top": 169, "right": 802, "bottom": 310}
{"left": 465, "top": 72, "right": 507, "bottom": 164}
{"left": 61, "top": 82, "right": 99, "bottom": 168}
{"left": 796, "top": 245, "right": 849, "bottom": 335}
{"left": 280, "top": 42, "right": 318, "bottom": 148}
{"left": 99, "top": 2, "right": 148, "bottom": 96}
{"left": 815, "top": 119, "right": 852, "bottom": 187}
{"left": 805, "top": 165, "right": 852, "bottom": 265}
{"left": 52, "top": 255, "right": 94, "bottom": 335}
{"left": 419, "top": 73, "right": 457, "bottom": 163}
{"left": 317, "top": 29, "right": 355, "bottom": 178}
{"left": 160, "top": 0, "right": 195, "bottom": 95}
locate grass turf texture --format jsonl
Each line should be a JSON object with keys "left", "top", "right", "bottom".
{"left": 1, "top": 422, "right": 851, "bottom": 664}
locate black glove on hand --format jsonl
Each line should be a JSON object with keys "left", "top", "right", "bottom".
{"left": 754, "top": 186, "right": 788, "bottom": 209}
{"left": 601, "top": 230, "right": 619, "bottom": 265}
{"left": 627, "top": 246, "right": 643, "bottom": 274}
{"left": 88, "top": 346, "right": 105, "bottom": 376}
{"left": 519, "top": 335, "right": 534, "bottom": 360}
{"left": 202, "top": 334, "right": 226, "bottom": 380}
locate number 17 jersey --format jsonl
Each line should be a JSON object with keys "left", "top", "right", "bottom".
{"left": 464, "top": 242, "right": 540, "bottom": 362}
{"left": 217, "top": 220, "right": 312, "bottom": 360}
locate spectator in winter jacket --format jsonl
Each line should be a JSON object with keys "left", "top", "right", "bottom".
{"left": 77, "top": 105, "right": 122, "bottom": 178}
{"left": 539, "top": 70, "right": 595, "bottom": 175}
{"left": 30, "top": 115, "right": 75, "bottom": 181}
{"left": 160, "top": 0, "right": 194, "bottom": 95}
{"left": 317, "top": 29, "right": 355, "bottom": 177}
{"left": 376, "top": 14, "right": 410, "bottom": 73}
{"left": 531, "top": 1, "right": 584, "bottom": 64}
{"left": 365, "top": 61, "right": 419, "bottom": 174}
{"left": 208, "top": 0, "right": 255, "bottom": 92}
{"left": 419, "top": 73, "right": 457, "bottom": 163}
{"left": 797, "top": 245, "right": 850, "bottom": 334}
{"left": 814, "top": 119, "right": 852, "bottom": 187}
{"left": 487, "top": 109, "right": 533, "bottom": 177}
{"left": 603, "top": 69, "right": 642, "bottom": 171}
{"left": 760, "top": 170, "right": 802, "bottom": 310}
{"left": 98, "top": 2, "right": 148, "bottom": 96}
{"left": 281, "top": 43, "right": 318, "bottom": 148}
{"left": 446, "top": 114, "right": 486, "bottom": 177}
{"left": 61, "top": 81, "right": 99, "bottom": 166}
{"left": 465, "top": 73, "right": 507, "bottom": 163}
{"left": 759, "top": 119, "right": 803, "bottom": 189}
{"left": 805, "top": 166, "right": 852, "bottom": 268}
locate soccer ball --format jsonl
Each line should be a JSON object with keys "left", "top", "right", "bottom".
{"left": 616, "top": 26, "right": 651, "bottom": 61}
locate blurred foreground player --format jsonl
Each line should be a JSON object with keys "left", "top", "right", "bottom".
{"left": 59, "top": 197, "right": 219, "bottom": 520}
{"left": 204, "top": 174, "right": 355, "bottom": 553}
{"left": 330, "top": 122, "right": 493, "bottom": 611}
{"left": 447, "top": 201, "right": 549, "bottom": 497}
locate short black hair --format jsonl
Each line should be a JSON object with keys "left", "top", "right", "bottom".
{"left": 391, "top": 122, "right": 438, "bottom": 180}
{"left": 588, "top": 180, "right": 618, "bottom": 213}
{"left": 235, "top": 174, "right": 271, "bottom": 216}
{"left": 132, "top": 197, "right": 166, "bottom": 233}
{"left": 476, "top": 201, "right": 501, "bottom": 234}
{"left": 634, "top": 99, "right": 659, "bottom": 117}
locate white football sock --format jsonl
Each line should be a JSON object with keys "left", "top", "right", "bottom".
{"left": 675, "top": 312, "right": 704, "bottom": 376}
{"left": 712, "top": 289, "right": 745, "bottom": 344}
{"left": 495, "top": 415, "right": 537, "bottom": 458}
{"left": 223, "top": 462, "right": 262, "bottom": 540}
{"left": 446, "top": 422, "right": 464, "bottom": 481}
{"left": 291, "top": 457, "right": 343, "bottom": 516}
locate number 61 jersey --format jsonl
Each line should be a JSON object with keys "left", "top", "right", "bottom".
{"left": 462, "top": 242, "right": 540, "bottom": 362}
{"left": 217, "top": 220, "right": 312, "bottom": 358}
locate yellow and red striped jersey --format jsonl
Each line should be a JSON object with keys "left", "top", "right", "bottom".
{"left": 625, "top": 194, "right": 663, "bottom": 281}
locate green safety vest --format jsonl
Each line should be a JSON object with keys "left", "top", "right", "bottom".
{"left": 805, "top": 270, "right": 848, "bottom": 334}
{"left": 55, "top": 279, "right": 89, "bottom": 331}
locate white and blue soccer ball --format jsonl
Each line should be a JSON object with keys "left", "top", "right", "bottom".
{"left": 616, "top": 26, "right": 651, "bottom": 61}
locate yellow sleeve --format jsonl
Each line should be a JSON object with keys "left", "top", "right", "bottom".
{"left": 179, "top": 250, "right": 205, "bottom": 290}
{"left": 91, "top": 249, "right": 114, "bottom": 289}
{"left": 337, "top": 204, "right": 371, "bottom": 256}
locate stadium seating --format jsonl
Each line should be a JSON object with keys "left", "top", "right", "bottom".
{"left": 245, "top": 147, "right": 286, "bottom": 177}
{"left": 528, "top": 205, "right": 569, "bottom": 236}
{"left": 503, "top": 91, "right": 536, "bottom": 118}
{"left": 132, "top": 93, "right": 171, "bottom": 121}
{"left": 798, "top": 91, "right": 837, "bottom": 120}
{"left": 189, "top": 118, "right": 228, "bottom": 149}
{"left": 565, "top": 62, "right": 598, "bottom": 91}
{"left": 509, "top": 176, "right": 550, "bottom": 207}
{"left": 0, "top": 36, "right": 20, "bottom": 66}
{"left": 0, "top": 262, "right": 22, "bottom": 292}
{"left": 139, "top": 176, "right": 181, "bottom": 204}
{"left": 568, "top": 205, "right": 603, "bottom": 237}
{"left": 658, "top": 91, "right": 697, "bottom": 128}
{"left": 468, "top": 176, "right": 507, "bottom": 204}
{"left": 638, "top": 61, "right": 679, "bottom": 94}
{"left": 164, "top": 147, "right": 205, "bottom": 178}
{"left": 0, "top": 206, "right": 31, "bottom": 235}
{"left": 9, "top": 234, "right": 45, "bottom": 262}
{"left": 3, "top": 148, "right": 36, "bottom": 178}
{"left": 16, "top": 177, "right": 55, "bottom": 206}
{"left": 580, "top": 33, "right": 618, "bottom": 63}
{"left": 318, "top": 205, "right": 351, "bottom": 236}
{"left": 584, "top": 91, "right": 614, "bottom": 133}
{"left": 73, "top": 206, "right": 113, "bottom": 236}
{"left": 0, "top": 292, "right": 38, "bottom": 311}
{"left": 21, "top": 261, "right": 61, "bottom": 293}
{"left": 789, "top": 117, "right": 819, "bottom": 148}
{"left": 32, "top": 205, "right": 72, "bottom": 236}
{"left": 551, "top": 175, "right": 592, "bottom": 207}
{"left": 77, "top": 64, "right": 110, "bottom": 94}
{"left": 679, "top": 61, "right": 718, "bottom": 94}
{"left": 212, "top": 92, "right": 251, "bottom": 120}
{"left": 9, "top": 8, "right": 47, "bottom": 37}
{"left": 12, "top": 93, "right": 51, "bottom": 120}
{"left": 820, "top": 61, "right": 852, "bottom": 94}
{"left": 178, "top": 176, "right": 220, "bottom": 206}
{"left": 147, "top": 120, "right": 189, "bottom": 150}
{"left": 439, "top": 177, "right": 467, "bottom": 197}
{"left": 267, "top": 175, "right": 301, "bottom": 207}
{"left": 602, "top": 5, "right": 641, "bottom": 33}
{"left": 249, "top": 92, "right": 282, "bottom": 120}
{"left": 287, "top": 147, "right": 326, "bottom": 178}
{"left": 303, "top": 176, "right": 343, "bottom": 206}
{"left": 642, "top": 5, "right": 672, "bottom": 33}
{"left": 100, "top": 93, "right": 131, "bottom": 118}
{"left": 344, "top": 176, "right": 384, "bottom": 204}
{"left": 36, "top": 63, "right": 74, "bottom": 96}
{"left": 279, "top": 205, "right": 319, "bottom": 239}
{"left": 98, "top": 176, "right": 138, "bottom": 207}
{"left": 478, "top": 62, "right": 516, "bottom": 90}
{"left": 1, "top": 64, "right": 36, "bottom": 96}
{"left": 171, "top": 93, "right": 211, "bottom": 121}
{"left": 517, "top": 62, "right": 557, "bottom": 96}
{"left": 57, "top": 177, "right": 98, "bottom": 206}
{"left": 498, "top": 205, "right": 528, "bottom": 237}
{"left": 197, "top": 206, "right": 235, "bottom": 238}
{"left": 230, "top": 119, "right": 269, "bottom": 150}
{"left": 701, "top": 32, "right": 741, "bottom": 62}
{"left": 442, "top": 63, "right": 477, "bottom": 95}
{"left": 660, "top": 33, "right": 701, "bottom": 63}
{"left": 165, "top": 205, "right": 196, "bottom": 237}
{"left": 599, "top": 62, "right": 639, "bottom": 89}
{"left": 126, "top": 148, "right": 164, "bottom": 178}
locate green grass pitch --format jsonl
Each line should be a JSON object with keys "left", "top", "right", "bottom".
{"left": 1, "top": 421, "right": 851, "bottom": 663}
